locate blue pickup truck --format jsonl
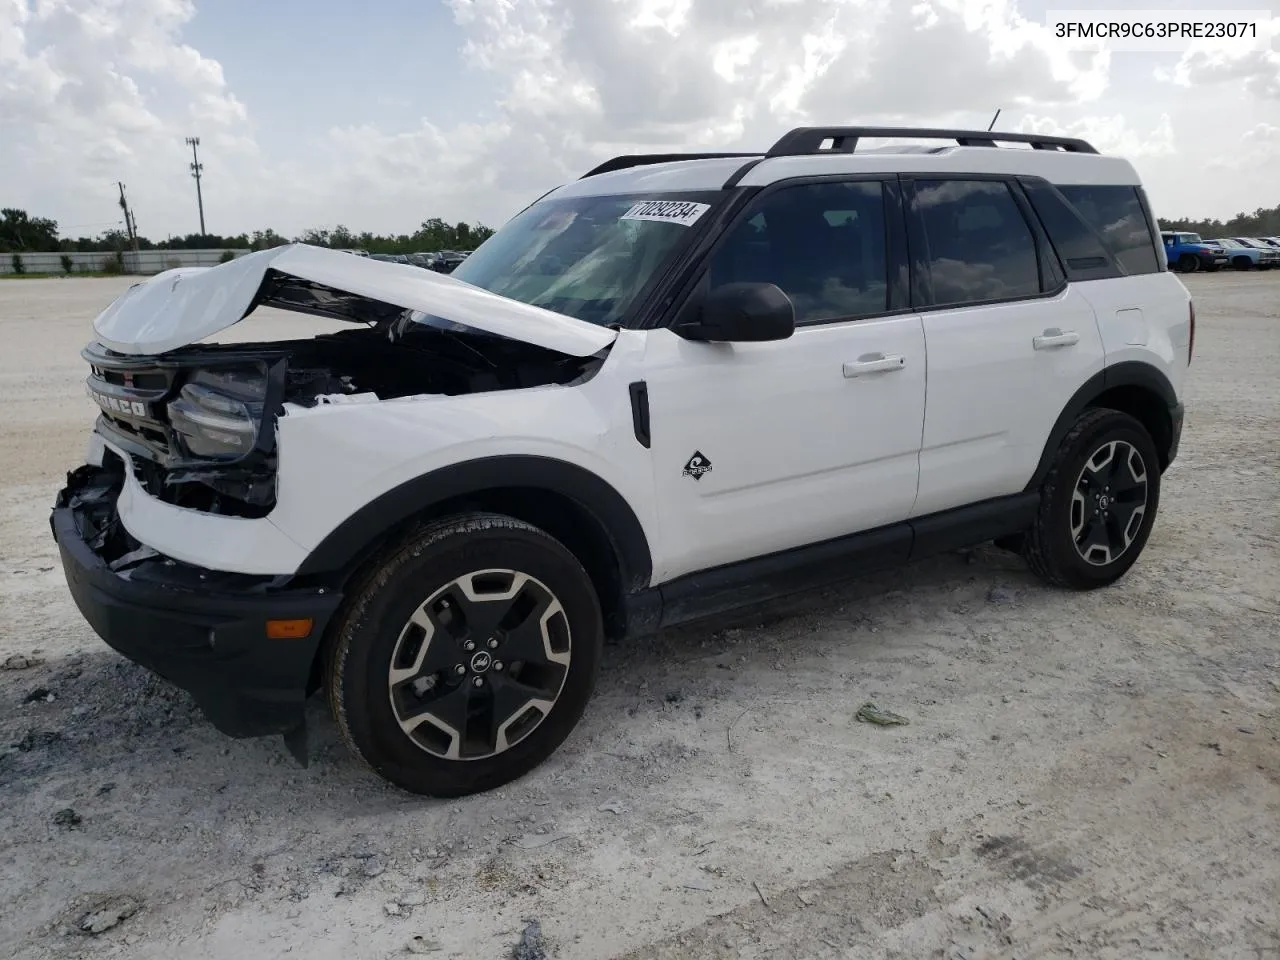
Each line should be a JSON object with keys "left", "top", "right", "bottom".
{"left": 1160, "top": 231, "right": 1229, "bottom": 272}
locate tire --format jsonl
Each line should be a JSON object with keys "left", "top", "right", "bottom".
{"left": 327, "top": 512, "right": 603, "bottom": 797}
{"left": 1232, "top": 256, "right": 1253, "bottom": 271}
{"left": 1023, "top": 409, "right": 1161, "bottom": 590}
{"left": 1176, "top": 254, "right": 1199, "bottom": 273}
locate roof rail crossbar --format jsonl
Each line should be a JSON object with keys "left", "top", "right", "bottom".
{"left": 580, "top": 153, "right": 759, "bottom": 179}
{"left": 765, "top": 127, "right": 1098, "bottom": 157}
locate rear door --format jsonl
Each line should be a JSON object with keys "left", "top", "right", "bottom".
{"left": 904, "top": 176, "right": 1106, "bottom": 517}
{"left": 641, "top": 177, "right": 926, "bottom": 582}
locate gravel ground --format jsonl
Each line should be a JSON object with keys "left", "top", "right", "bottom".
{"left": 0, "top": 273, "right": 1276, "bottom": 960}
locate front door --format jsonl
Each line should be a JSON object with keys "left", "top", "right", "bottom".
{"left": 640, "top": 178, "right": 927, "bottom": 584}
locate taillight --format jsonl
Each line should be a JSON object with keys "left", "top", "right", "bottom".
{"left": 1188, "top": 300, "right": 1195, "bottom": 365}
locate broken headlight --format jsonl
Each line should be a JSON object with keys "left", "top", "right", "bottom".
{"left": 167, "top": 367, "right": 267, "bottom": 461}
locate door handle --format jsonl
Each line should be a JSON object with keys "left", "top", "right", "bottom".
{"left": 1033, "top": 328, "right": 1080, "bottom": 350}
{"left": 843, "top": 353, "right": 906, "bottom": 378}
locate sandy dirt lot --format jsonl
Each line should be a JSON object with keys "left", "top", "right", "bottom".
{"left": 0, "top": 273, "right": 1277, "bottom": 960}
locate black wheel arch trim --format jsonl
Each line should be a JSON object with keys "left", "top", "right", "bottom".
{"left": 1026, "top": 361, "right": 1180, "bottom": 492}
{"left": 295, "top": 456, "right": 654, "bottom": 591}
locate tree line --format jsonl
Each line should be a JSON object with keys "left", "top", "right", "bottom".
{"left": 1157, "top": 204, "right": 1280, "bottom": 240}
{"left": 6, "top": 199, "right": 1278, "bottom": 259}
{"left": 0, "top": 208, "right": 496, "bottom": 255}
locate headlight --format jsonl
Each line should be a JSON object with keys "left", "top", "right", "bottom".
{"left": 167, "top": 367, "right": 267, "bottom": 461}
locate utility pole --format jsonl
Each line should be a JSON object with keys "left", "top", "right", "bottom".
{"left": 185, "top": 136, "right": 206, "bottom": 236}
{"left": 116, "top": 181, "right": 141, "bottom": 270}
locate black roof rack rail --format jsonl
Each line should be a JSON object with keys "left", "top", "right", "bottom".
{"left": 580, "top": 152, "right": 759, "bottom": 179}
{"left": 765, "top": 127, "right": 1098, "bottom": 157}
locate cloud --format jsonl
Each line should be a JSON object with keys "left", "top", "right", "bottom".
{"left": 0, "top": 0, "right": 1276, "bottom": 238}
{"left": 1018, "top": 113, "right": 1176, "bottom": 158}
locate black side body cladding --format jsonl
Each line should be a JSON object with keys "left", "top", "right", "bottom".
{"left": 635, "top": 492, "right": 1040, "bottom": 632}
{"left": 1025, "top": 361, "right": 1182, "bottom": 493}
{"left": 296, "top": 456, "right": 654, "bottom": 592}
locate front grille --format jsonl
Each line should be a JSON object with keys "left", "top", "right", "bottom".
{"left": 82, "top": 344, "right": 184, "bottom": 464}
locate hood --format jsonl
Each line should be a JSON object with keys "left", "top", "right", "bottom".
{"left": 91, "top": 244, "right": 618, "bottom": 358}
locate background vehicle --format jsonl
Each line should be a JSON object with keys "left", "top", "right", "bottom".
{"left": 1211, "top": 237, "right": 1280, "bottom": 270}
{"left": 1160, "top": 231, "right": 1228, "bottom": 272}
{"left": 53, "top": 126, "right": 1191, "bottom": 797}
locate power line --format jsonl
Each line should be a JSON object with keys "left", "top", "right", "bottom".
{"left": 186, "top": 136, "right": 206, "bottom": 235}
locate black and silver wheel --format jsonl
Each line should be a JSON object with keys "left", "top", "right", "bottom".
{"left": 1024, "top": 409, "right": 1161, "bottom": 589}
{"left": 328, "top": 513, "right": 603, "bottom": 796}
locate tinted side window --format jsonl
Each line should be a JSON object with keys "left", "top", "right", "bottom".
{"left": 708, "top": 181, "right": 888, "bottom": 323}
{"left": 914, "top": 179, "right": 1040, "bottom": 307}
{"left": 1021, "top": 180, "right": 1121, "bottom": 282}
{"left": 1055, "top": 185, "right": 1160, "bottom": 275}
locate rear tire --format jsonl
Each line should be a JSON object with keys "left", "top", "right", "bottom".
{"left": 327, "top": 512, "right": 603, "bottom": 797}
{"left": 1023, "top": 409, "right": 1161, "bottom": 590}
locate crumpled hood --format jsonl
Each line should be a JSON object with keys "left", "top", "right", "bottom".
{"left": 91, "top": 244, "right": 618, "bottom": 358}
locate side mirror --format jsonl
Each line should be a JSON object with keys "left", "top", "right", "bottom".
{"left": 677, "top": 282, "right": 795, "bottom": 343}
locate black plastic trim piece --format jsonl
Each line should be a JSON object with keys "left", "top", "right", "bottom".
{"left": 295, "top": 456, "right": 654, "bottom": 592}
{"left": 909, "top": 493, "right": 1038, "bottom": 559}
{"left": 1024, "top": 362, "right": 1180, "bottom": 492}
{"left": 766, "top": 126, "right": 1098, "bottom": 158}
{"left": 580, "top": 153, "right": 759, "bottom": 179}
{"left": 637, "top": 491, "right": 1038, "bottom": 633}
{"left": 628, "top": 381, "right": 651, "bottom": 448}
{"left": 658, "top": 524, "right": 911, "bottom": 628}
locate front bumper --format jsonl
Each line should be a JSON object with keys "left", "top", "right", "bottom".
{"left": 51, "top": 463, "right": 344, "bottom": 738}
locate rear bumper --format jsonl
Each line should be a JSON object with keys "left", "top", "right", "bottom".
{"left": 1167, "top": 401, "right": 1184, "bottom": 467}
{"left": 51, "top": 464, "right": 344, "bottom": 738}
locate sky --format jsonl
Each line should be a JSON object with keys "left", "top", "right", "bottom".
{"left": 1, "top": 0, "right": 1277, "bottom": 242}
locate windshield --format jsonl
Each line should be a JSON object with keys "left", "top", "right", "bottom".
{"left": 448, "top": 191, "right": 722, "bottom": 327}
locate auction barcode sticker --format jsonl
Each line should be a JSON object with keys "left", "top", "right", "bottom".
{"left": 1046, "top": 10, "right": 1273, "bottom": 51}
{"left": 621, "top": 200, "right": 711, "bottom": 227}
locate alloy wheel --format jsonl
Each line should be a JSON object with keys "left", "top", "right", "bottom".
{"left": 387, "top": 569, "right": 572, "bottom": 761}
{"left": 1070, "top": 440, "right": 1149, "bottom": 566}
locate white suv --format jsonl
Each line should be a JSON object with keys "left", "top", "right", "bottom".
{"left": 53, "top": 126, "right": 1192, "bottom": 796}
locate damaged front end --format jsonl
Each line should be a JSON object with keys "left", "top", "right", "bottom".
{"left": 84, "top": 267, "right": 607, "bottom": 518}
{"left": 50, "top": 453, "right": 345, "bottom": 741}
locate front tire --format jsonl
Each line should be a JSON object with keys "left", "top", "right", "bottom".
{"left": 1176, "top": 254, "right": 1199, "bottom": 273}
{"left": 327, "top": 513, "right": 603, "bottom": 797}
{"left": 1023, "top": 409, "right": 1161, "bottom": 590}
{"left": 1232, "top": 256, "right": 1253, "bottom": 271}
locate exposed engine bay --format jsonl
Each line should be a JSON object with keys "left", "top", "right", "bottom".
{"left": 83, "top": 274, "right": 606, "bottom": 519}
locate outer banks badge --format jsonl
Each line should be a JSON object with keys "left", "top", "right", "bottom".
{"left": 683, "top": 451, "right": 712, "bottom": 481}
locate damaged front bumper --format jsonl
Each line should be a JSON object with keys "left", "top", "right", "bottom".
{"left": 50, "top": 462, "right": 344, "bottom": 739}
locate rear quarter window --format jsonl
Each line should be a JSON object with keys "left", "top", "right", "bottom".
{"left": 1054, "top": 185, "right": 1161, "bottom": 275}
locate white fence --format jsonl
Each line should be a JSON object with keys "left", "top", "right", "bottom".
{"left": 0, "top": 248, "right": 247, "bottom": 276}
